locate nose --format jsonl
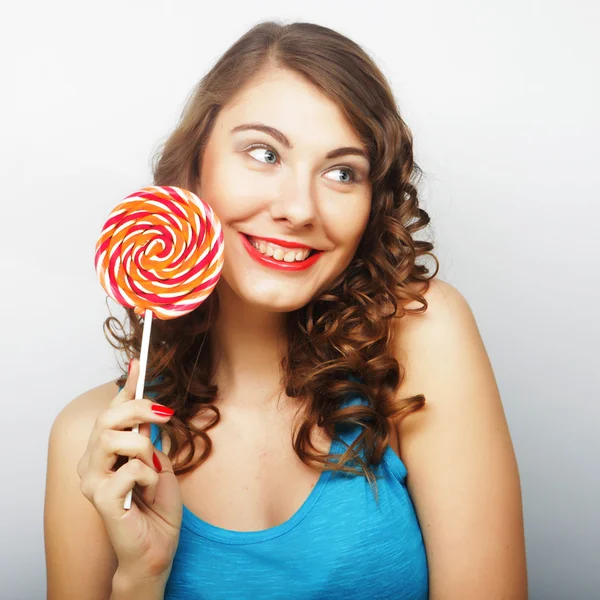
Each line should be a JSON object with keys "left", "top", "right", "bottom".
{"left": 269, "top": 168, "right": 318, "bottom": 229}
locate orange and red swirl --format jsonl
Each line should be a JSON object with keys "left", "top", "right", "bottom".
{"left": 94, "top": 186, "right": 224, "bottom": 320}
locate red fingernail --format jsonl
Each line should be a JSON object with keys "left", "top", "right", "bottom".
{"left": 151, "top": 404, "right": 175, "bottom": 417}
{"left": 152, "top": 452, "right": 163, "bottom": 473}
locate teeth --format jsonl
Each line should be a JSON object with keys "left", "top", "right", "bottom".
{"left": 248, "top": 236, "right": 312, "bottom": 262}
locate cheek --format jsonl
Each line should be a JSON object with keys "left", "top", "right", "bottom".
{"left": 324, "top": 204, "right": 370, "bottom": 250}
{"left": 202, "top": 155, "right": 275, "bottom": 221}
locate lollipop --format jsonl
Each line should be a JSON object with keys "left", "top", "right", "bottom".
{"left": 95, "top": 185, "right": 224, "bottom": 509}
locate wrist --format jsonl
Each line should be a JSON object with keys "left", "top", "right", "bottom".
{"left": 111, "top": 568, "right": 168, "bottom": 600}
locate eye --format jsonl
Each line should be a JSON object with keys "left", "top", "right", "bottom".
{"left": 247, "top": 144, "right": 279, "bottom": 165}
{"left": 245, "top": 144, "right": 358, "bottom": 185}
{"left": 325, "top": 167, "right": 357, "bottom": 185}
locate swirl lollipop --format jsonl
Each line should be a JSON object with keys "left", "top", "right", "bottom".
{"left": 95, "top": 185, "right": 224, "bottom": 508}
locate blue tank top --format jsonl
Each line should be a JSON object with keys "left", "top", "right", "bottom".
{"left": 147, "top": 392, "right": 429, "bottom": 599}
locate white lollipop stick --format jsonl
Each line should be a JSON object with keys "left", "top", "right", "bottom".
{"left": 123, "top": 308, "right": 154, "bottom": 510}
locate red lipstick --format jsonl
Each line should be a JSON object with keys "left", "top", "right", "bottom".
{"left": 239, "top": 233, "right": 323, "bottom": 271}
{"left": 246, "top": 235, "right": 315, "bottom": 250}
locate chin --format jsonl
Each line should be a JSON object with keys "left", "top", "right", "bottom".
{"left": 241, "top": 288, "right": 315, "bottom": 313}
{"left": 218, "top": 265, "right": 338, "bottom": 314}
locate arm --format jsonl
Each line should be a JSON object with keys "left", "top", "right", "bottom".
{"left": 393, "top": 279, "right": 528, "bottom": 599}
{"left": 44, "top": 382, "right": 166, "bottom": 600}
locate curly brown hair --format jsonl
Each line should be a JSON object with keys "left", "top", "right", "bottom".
{"left": 105, "top": 20, "right": 439, "bottom": 499}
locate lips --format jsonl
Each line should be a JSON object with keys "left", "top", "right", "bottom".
{"left": 243, "top": 234, "right": 317, "bottom": 251}
{"left": 239, "top": 232, "right": 323, "bottom": 271}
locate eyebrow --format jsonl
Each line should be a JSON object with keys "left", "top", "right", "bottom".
{"left": 231, "top": 123, "right": 370, "bottom": 162}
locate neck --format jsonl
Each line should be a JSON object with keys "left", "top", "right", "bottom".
{"left": 209, "top": 282, "right": 290, "bottom": 410}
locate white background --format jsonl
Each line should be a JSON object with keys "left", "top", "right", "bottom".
{"left": 1, "top": 1, "right": 598, "bottom": 598}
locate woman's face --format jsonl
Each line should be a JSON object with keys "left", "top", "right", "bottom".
{"left": 197, "top": 67, "right": 372, "bottom": 313}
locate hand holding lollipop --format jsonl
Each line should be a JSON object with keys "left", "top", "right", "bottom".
{"left": 93, "top": 185, "right": 224, "bottom": 510}
{"left": 76, "top": 186, "right": 224, "bottom": 589}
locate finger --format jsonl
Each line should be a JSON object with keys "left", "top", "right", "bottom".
{"left": 109, "top": 358, "right": 139, "bottom": 409}
{"left": 137, "top": 449, "right": 164, "bottom": 506}
{"left": 97, "top": 399, "right": 174, "bottom": 434}
{"left": 90, "top": 429, "right": 158, "bottom": 474}
{"left": 150, "top": 449, "right": 174, "bottom": 475}
{"left": 95, "top": 458, "right": 159, "bottom": 519}
{"left": 138, "top": 421, "right": 151, "bottom": 440}
{"left": 133, "top": 448, "right": 173, "bottom": 507}
{"left": 133, "top": 482, "right": 156, "bottom": 507}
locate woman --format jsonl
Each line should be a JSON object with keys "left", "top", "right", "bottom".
{"left": 44, "top": 21, "right": 527, "bottom": 599}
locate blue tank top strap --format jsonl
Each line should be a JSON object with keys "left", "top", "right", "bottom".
{"left": 150, "top": 422, "right": 163, "bottom": 451}
{"left": 145, "top": 381, "right": 163, "bottom": 451}
{"left": 336, "top": 374, "right": 408, "bottom": 482}
{"left": 335, "top": 373, "right": 371, "bottom": 448}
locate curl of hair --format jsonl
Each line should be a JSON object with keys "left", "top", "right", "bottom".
{"left": 105, "top": 20, "right": 439, "bottom": 501}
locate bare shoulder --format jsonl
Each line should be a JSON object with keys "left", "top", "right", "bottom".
{"left": 392, "top": 277, "right": 493, "bottom": 420}
{"left": 391, "top": 278, "right": 528, "bottom": 598}
{"left": 54, "top": 380, "right": 119, "bottom": 424}
{"left": 45, "top": 380, "right": 120, "bottom": 600}
{"left": 392, "top": 277, "right": 477, "bottom": 405}
{"left": 394, "top": 277, "right": 467, "bottom": 337}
